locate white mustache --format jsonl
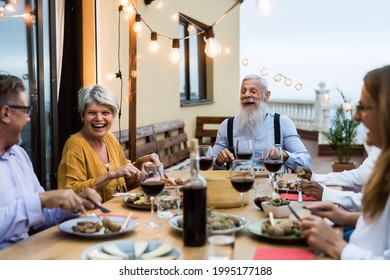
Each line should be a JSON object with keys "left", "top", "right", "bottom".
{"left": 241, "top": 98, "right": 255, "bottom": 104}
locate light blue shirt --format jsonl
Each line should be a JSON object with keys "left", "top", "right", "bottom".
{"left": 0, "top": 145, "right": 77, "bottom": 250}
{"left": 212, "top": 111, "right": 312, "bottom": 170}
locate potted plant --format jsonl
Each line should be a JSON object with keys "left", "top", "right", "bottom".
{"left": 322, "top": 89, "right": 360, "bottom": 172}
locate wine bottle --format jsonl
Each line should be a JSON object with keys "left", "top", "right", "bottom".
{"left": 183, "top": 139, "right": 207, "bottom": 247}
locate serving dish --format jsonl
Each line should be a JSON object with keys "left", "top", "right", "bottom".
{"left": 169, "top": 214, "right": 250, "bottom": 234}
{"left": 80, "top": 239, "right": 183, "bottom": 260}
{"left": 58, "top": 215, "right": 138, "bottom": 238}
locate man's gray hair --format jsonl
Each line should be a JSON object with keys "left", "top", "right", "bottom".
{"left": 242, "top": 74, "right": 268, "bottom": 91}
{"left": 78, "top": 84, "right": 120, "bottom": 117}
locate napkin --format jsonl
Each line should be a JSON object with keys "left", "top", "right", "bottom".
{"left": 280, "top": 193, "right": 318, "bottom": 201}
{"left": 253, "top": 247, "right": 315, "bottom": 260}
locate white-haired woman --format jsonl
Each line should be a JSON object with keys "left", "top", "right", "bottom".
{"left": 58, "top": 84, "right": 160, "bottom": 202}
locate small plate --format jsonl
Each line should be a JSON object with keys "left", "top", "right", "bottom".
{"left": 123, "top": 194, "right": 156, "bottom": 210}
{"left": 80, "top": 240, "right": 183, "bottom": 260}
{"left": 248, "top": 219, "right": 306, "bottom": 243}
{"left": 58, "top": 215, "right": 138, "bottom": 238}
{"left": 169, "top": 214, "right": 250, "bottom": 234}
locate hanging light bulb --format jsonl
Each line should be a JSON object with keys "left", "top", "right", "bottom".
{"left": 322, "top": 92, "right": 331, "bottom": 101}
{"left": 148, "top": 31, "right": 160, "bottom": 54}
{"left": 119, "top": 0, "right": 129, "bottom": 6}
{"left": 169, "top": 38, "right": 181, "bottom": 64}
{"left": 171, "top": 13, "right": 179, "bottom": 22}
{"left": 241, "top": 58, "right": 249, "bottom": 66}
{"left": 204, "top": 27, "right": 222, "bottom": 58}
{"left": 122, "top": 5, "right": 134, "bottom": 21}
{"left": 187, "top": 24, "right": 196, "bottom": 34}
{"left": 255, "top": 0, "right": 273, "bottom": 16}
{"left": 294, "top": 83, "right": 303, "bottom": 91}
{"left": 133, "top": 13, "right": 143, "bottom": 33}
{"left": 155, "top": 0, "right": 164, "bottom": 10}
{"left": 274, "top": 73, "right": 282, "bottom": 82}
{"left": 284, "top": 78, "right": 292, "bottom": 87}
{"left": 106, "top": 71, "right": 122, "bottom": 81}
{"left": 260, "top": 68, "right": 268, "bottom": 76}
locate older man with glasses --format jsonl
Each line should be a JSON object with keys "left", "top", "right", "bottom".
{"left": 0, "top": 73, "right": 102, "bottom": 249}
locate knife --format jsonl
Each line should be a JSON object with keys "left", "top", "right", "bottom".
{"left": 287, "top": 205, "right": 301, "bottom": 221}
{"left": 95, "top": 204, "right": 111, "bottom": 213}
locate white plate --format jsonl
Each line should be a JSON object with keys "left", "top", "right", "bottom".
{"left": 169, "top": 214, "right": 250, "bottom": 234}
{"left": 80, "top": 240, "right": 183, "bottom": 260}
{"left": 58, "top": 215, "right": 138, "bottom": 238}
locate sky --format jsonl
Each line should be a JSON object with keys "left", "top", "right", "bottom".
{"left": 239, "top": 0, "right": 390, "bottom": 104}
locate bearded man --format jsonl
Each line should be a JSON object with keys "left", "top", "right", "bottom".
{"left": 212, "top": 74, "right": 312, "bottom": 171}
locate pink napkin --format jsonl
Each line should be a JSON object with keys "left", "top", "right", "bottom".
{"left": 280, "top": 193, "right": 318, "bottom": 201}
{"left": 253, "top": 247, "right": 315, "bottom": 260}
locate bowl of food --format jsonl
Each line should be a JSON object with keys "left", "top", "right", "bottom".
{"left": 261, "top": 198, "right": 291, "bottom": 218}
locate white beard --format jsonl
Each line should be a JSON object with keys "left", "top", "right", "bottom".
{"left": 236, "top": 102, "right": 267, "bottom": 135}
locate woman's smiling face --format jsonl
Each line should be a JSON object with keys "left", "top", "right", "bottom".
{"left": 81, "top": 102, "right": 114, "bottom": 140}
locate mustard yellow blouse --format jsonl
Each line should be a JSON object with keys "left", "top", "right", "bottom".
{"left": 57, "top": 131, "right": 136, "bottom": 202}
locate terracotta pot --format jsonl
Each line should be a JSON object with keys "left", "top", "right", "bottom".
{"left": 331, "top": 162, "right": 356, "bottom": 172}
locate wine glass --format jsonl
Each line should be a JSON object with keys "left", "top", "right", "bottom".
{"left": 230, "top": 159, "right": 255, "bottom": 215}
{"left": 199, "top": 145, "right": 213, "bottom": 171}
{"left": 263, "top": 146, "right": 284, "bottom": 199}
{"left": 140, "top": 162, "right": 165, "bottom": 229}
{"left": 235, "top": 139, "right": 253, "bottom": 160}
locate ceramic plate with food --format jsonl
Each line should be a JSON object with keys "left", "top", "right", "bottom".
{"left": 169, "top": 212, "right": 250, "bottom": 234}
{"left": 81, "top": 240, "right": 183, "bottom": 260}
{"left": 122, "top": 193, "right": 156, "bottom": 210}
{"left": 248, "top": 218, "right": 305, "bottom": 243}
{"left": 59, "top": 215, "right": 138, "bottom": 238}
{"left": 275, "top": 180, "right": 300, "bottom": 194}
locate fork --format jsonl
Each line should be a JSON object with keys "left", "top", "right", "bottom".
{"left": 88, "top": 213, "right": 103, "bottom": 227}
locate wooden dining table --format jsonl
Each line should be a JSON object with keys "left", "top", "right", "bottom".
{"left": 0, "top": 172, "right": 337, "bottom": 260}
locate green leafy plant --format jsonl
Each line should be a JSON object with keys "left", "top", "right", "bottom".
{"left": 322, "top": 89, "right": 360, "bottom": 164}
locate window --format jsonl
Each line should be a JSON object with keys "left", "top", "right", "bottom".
{"left": 179, "top": 17, "right": 212, "bottom": 106}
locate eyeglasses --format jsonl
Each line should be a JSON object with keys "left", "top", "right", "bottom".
{"left": 356, "top": 102, "right": 375, "bottom": 114}
{"left": 8, "top": 105, "right": 34, "bottom": 116}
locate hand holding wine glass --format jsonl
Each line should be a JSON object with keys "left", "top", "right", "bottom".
{"left": 199, "top": 145, "right": 213, "bottom": 171}
{"left": 140, "top": 162, "right": 165, "bottom": 229}
{"left": 235, "top": 139, "right": 253, "bottom": 160}
{"left": 263, "top": 146, "right": 284, "bottom": 199}
{"left": 230, "top": 159, "right": 255, "bottom": 215}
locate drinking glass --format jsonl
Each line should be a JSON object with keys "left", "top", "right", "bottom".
{"left": 140, "top": 162, "right": 165, "bottom": 228}
{"left": 199, "top": 145, "right": 213, "bottom": 171}
{"left": 263, "top": 146, "right": 284, "bottom": 199}
{"left": 230, "top": 159, "right": 255, "bottom": 215}
{"left": 235, "top": 139, "right": 253, "bottom": 160}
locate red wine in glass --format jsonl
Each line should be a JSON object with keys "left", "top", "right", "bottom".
{"left": 264, "top": 160, "right": 283, "bottom": 173}
{"left": 199, "top": 156, "right": 213, "bottom": 170}
{"left": 236, "top": 153, "right": 253, "bottom": 160}
{"left": 141, "top": 181, "right": 165, "bottom": 196}
{"left": 231, "top": 177, "right": 254, "bottom": 192}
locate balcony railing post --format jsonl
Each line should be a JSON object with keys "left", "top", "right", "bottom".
{"left": 314, "top": 82, "right": 332, "bottom": 144}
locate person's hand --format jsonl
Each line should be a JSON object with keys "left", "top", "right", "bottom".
{"left": 113, "top": 162, "right": 141, "bottom": 182}
{"left": 304, "top": 201, "right": 360, "bottom": 227}
{"left": 301, "top": 214, "right": 346, "bottom": 259}
{"left": 301, "top": 167, "right": 312, "bottom": 180}
{"left": 133, "top": 153, "right": 160, "bottom": 169}
{"left": 39, "top": 189, "right": 87, "bottom": 214}
{"left": 300, "top": 179, "right": 323, "bottom": 200}
{"left": 215, "top": 148, "right": 235, "bottom": 166}
{"left": 77, "top": 188, "right": 103, "bottom": 211}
